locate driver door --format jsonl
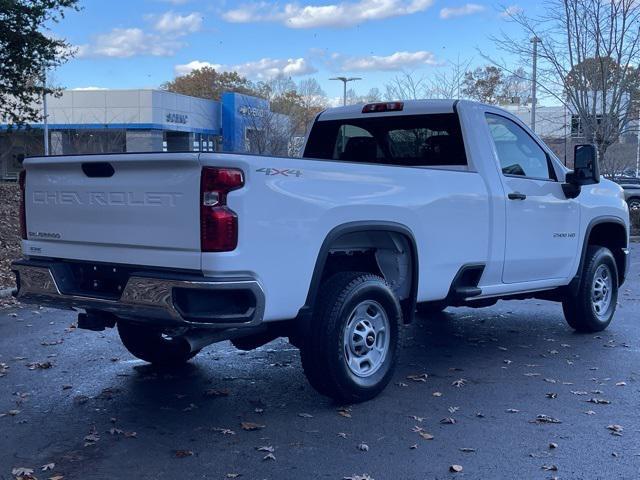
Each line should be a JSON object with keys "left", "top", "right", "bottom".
{"left": 485, "top": 113, "right": 580, "bottom": 284}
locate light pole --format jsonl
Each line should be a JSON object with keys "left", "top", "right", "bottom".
{"left": 330, "top": 77, "right": 362, "bottom": 106}
{"left": 530, "top": 36, "right": 541, "bottom": 133}
{"left": 42, "top": 67, "right": 49, "bottom": 156}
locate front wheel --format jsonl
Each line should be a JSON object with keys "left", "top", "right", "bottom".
{"left": 117, "top": 321, "right": 198, "bottom": 365}
{"left": 562, "top": 246, "right": 618, "bottom": 333}
{"left": 300, "top": 272, "right": 401, "bottom": 403}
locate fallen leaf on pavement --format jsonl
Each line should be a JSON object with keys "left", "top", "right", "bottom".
{"left": 357, "top": 443, "right": 369, "bottom": 452}
{"left": 175, "top": 450, "right": 194, "bottom": 458}
{"left": 226, "top": 474, "right": 241, "bottom": 479}
{"left": 343, "top": 474, "right": 374, "bottom": 480}
{"left": 440, "top": 417, "right": 456, "bottom": 424}
{"left": 452, "top": 379, "right": 466, "bottom": 388}
{"left": 263, "top": 453, "right": 276, "bottom": 461}
{"left": 450, "top": 465, "right": 463, "bottom": 473}
{"left": 506, "top": 409, "right": 519, "bottom": 413}
{"left": 298, "top": 413, "right": 313, "bottom": 418}
{"left": 407, "top": 373, "right": 428, "bottom": 382}
{"left": 41, "top": 463, "right": 55, "bottom": 471}
{"left": 204, "top": 388, "right": 230, "bottom": 398}
{"left": 549, "top": 443, "right": 558, "bottom": 449}
{"left": 615, "top": 382, "right": 626, "bottom": 387}
{"left": 587, "top": 398, "right": 611, "bottom": 405}
{"left": 542, "top": 465, "right": 558, "bottom": 471}
{"left": 418, "top": 431, "right": 434, "bottom": 440}
{"left": 257, "top": 446, "right": 274, "bottom": 453}
{"left": 546, "top": 393, "right": 558, "bottom": 399}
{"left": 607, "top": 424, "right": 623, "bottom": 436}
{"left": 530, "top": 415, "right": 561, "bottom": 424}
{"left": 241, "top": 422, "right": 265, "bottom": 431}
{"left": 338, "top": 407, "right": 352, "bottom": 418}
{"left": 460, "top": 448, "right": 476, "bottom": 453}
{"left": 27, "top": 361, "right": 53, "bottom": 370}
{"left": 432, "top": 391, "right": 442, "bottom": 397}
{"left": 12, "top": 468, "right": 34, "bottom": 476}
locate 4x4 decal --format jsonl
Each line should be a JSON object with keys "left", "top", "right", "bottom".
{"left": 256, "top": 168, "right": 302, "bottom": 177}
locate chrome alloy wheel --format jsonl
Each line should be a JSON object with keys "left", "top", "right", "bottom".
{"left": 343, "top": 300, "right": 390, "bottom": 378}
{"left": 592, "top": 264, "right": 613, "bottom": 318}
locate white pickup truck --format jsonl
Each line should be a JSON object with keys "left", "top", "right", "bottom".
{"left": 12, "top": 100, "right": 630, "bottom": 402}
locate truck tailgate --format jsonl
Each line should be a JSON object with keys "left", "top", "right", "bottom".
{"left": 23, "top": 153, "right": 202, "bottom": 270}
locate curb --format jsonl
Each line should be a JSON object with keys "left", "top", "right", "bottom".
{"left": 0, "top": 287, "right": 16, "bottom": 299}
{"left": 631, "top": 236, "right": 640, "bottom": 242}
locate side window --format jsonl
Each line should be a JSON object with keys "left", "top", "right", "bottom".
{"left": 485, "top": 113, "right": 554, "bottom": 180}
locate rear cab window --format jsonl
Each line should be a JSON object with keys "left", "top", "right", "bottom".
{"left": 304, "top": 113, "right": 468, "bottom": 168}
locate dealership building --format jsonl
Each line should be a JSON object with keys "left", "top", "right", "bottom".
{"left": 0, "top": 89, "right": 285, "bottom": 179}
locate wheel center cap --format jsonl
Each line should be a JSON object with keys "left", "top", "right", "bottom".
{"left": 366, "top": 334, "right": 375, "bottom": 347}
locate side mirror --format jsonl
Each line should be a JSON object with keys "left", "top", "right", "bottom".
{"left": 563, "top": 144, "right": 600, "bottom": 199}
{"left": 570, "top": 144, "right": 600, "bottom": 185}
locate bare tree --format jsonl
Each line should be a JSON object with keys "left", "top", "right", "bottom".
{"left": 493, "top": 0, "right": 640, "bottom": 175}
{"left": 240, "top": 98, "right": 297, "bottom": 157}
{"left": 296, "top": 78, "right": 327, "bottom": 135}
{"left": 427, "top": 56, "right": 473, "bottom": 99}
{"left": 384, "top": 72, "right": 430, "bottom": 100}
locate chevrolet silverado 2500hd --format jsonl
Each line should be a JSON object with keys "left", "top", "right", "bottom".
{"left": 12, "top": 100, "right": 630, "bottom": 403}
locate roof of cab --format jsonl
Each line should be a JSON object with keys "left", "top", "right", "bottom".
{"left": 317, "top": 99, "right": 460, "bottom": 121}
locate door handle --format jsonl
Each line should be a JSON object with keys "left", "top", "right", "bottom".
{"left": 508, "top": 192, "right": 527, "bottom": 200}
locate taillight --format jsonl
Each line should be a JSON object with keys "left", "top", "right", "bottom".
{"left": 18, "top": 170, "right": 26, "bottom": 240}
{"left": 200, "top": 167, "right": 244, "bottom": 252}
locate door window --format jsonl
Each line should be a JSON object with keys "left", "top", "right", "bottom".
{"left": 485, "top": 113, "right": 555, "bottom": 180}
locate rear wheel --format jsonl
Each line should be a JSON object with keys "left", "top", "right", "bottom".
{"left": 300, "top": 272, "right": 401, "bottom": 403}
{"left": 117, "top": 321, "right": 198, "bottom": 365}
{"left": 562, "top": 246, "right": 618, "bottom": 333}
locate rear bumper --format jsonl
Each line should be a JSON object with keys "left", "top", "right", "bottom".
{"left": 11, "top": 259, "right": 265, "bottom": 329}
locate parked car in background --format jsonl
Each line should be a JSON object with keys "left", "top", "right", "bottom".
{"left": 613, "top": 178, "right": 640, "bottom": 211}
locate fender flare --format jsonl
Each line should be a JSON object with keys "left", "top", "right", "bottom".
{"left": 569, "top": 215, "right": 628, "bottom": 294}
{"left": 298, "top": 221, "right": 419, "bottom": 325}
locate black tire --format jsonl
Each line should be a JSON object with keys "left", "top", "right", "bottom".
{"left": 416, "top": 301, "right": 447, "bottom": 316}
{"left": 117, "top": 322, "right": 198, "bottom": 365}
{"left": 627, "top": 198, "right": 640, "bottom": 212}
{"left": 300, "top": 272, "right": 401, "bottom": 403}
{"left": 562, "top": 246, "right": 618, "bottom": 333}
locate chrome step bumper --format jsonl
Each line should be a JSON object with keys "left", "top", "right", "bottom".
{"left": 11, "top": 260, "right": 265, "bottom": 329}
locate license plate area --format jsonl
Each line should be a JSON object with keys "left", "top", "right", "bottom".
{"left": 54, "top": 262, "right": 134, "bottom": 300}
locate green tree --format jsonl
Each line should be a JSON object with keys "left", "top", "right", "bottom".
{"left": 161, "top": 67, "right": 260, "bottom": 100}
{"left": 461, "top": 66, "right": 503, "bottom": 104}
{"left": 1, "top": 0, "right": 80, "bottom": 126}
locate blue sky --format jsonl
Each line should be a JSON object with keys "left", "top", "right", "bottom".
{"left": 49, "top": 0, "right": 546, "bottom": 101}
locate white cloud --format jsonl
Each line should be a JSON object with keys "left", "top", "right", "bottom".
{"left": 76, "top": 28, "right": 183, "bottom": 58}
{"left": 500, "top": 4, "right": 523, "bottom": 18}
{"left": 152, "top": 11, "right": 202, "bottom": 33}
{"left": 175, "top": 57, "right": 317, "bottom": 79}
{"left": 439, "top": 3, "right": 485, "bottom": 19}
{"left": 338, "top": 50, "right": 438, "bottom": 71}
{"left": 222, "top": 0, "right": 434, "bottom": 28}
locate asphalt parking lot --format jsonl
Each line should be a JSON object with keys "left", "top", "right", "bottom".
{"left": 1, "top": 245, "right": 639, "bottom": 480}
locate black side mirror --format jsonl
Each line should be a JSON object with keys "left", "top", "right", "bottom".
{"left": 563, "top": 144, "right": 600, "bottom": 199}
{"left": 570, "top": 144, "right": 600, "bottom": 185}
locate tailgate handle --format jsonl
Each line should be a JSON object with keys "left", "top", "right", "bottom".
{"left": 82, "top": 162, "right": 115, "bottom": 178}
